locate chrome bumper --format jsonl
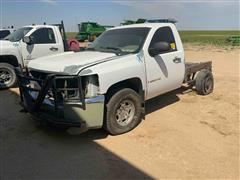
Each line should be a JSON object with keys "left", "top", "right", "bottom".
{"left": 62, "top": 95, "right": 105, "bottom": 129}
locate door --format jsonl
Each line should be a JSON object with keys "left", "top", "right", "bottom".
{"left": 145, "top": 26, "right": 185, "bottom": 99}
{"left": 21, "top": 27, "right": 62, "bottom": 65}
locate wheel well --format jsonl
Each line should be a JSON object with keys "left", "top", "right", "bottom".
{"left": 0, "top": 55, "right": 19, "bottom": 67}
{"left": 105, "top": 78, "right": 144, "bottom": 103}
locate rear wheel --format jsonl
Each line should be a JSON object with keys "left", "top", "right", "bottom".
{"left": 195, "top": 69, "right": 214, "bottom": 95}
{"left": 104, "top": 88, "right": 142, "bottom": 135}
{"left": 0, "top": 63, "right": 17, "bottom": 89}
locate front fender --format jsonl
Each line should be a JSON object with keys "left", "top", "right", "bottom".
{"left": 0, "top": 41, "right": 22, "bottom": 64}
{"left": 80, "top": 54, "right": 146, "bottom": 95}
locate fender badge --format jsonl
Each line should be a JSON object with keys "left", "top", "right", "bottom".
{"left": 148, "top": 77, "right": 161, "bottom": 84}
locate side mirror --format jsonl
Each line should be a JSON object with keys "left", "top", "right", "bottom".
{"left": 22, "top": 36, "right": 33, "bottom": 45}
{"left": 149, "top": 42, "right": 171, "bottom": 57}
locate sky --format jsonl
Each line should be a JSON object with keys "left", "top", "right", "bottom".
{"left": 1, "top": 0, "right": 239, "bottom": 32}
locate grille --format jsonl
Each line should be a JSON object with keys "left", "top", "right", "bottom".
{"left": 18, "top": 70, "right": 86, "bottom": 110}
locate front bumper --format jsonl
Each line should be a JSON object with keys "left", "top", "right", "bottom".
{"left": 16, "top": 69, "right": 105, "bottom": 129}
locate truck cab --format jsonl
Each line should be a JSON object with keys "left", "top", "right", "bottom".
{"left": 0, "top": 22, "right": 67, "bottom": 89}
{"left": 16, "top": 20, "right": 214, "bottom": 135}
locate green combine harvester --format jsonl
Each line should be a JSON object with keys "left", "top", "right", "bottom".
{"left": 75, "top": 22, "right": 113, "bottom": 42}
{"left": 120, "top": 18, "right": 146, "bottom": 25}
{"left": 120, "top": 18, "right": 177, "bottom": 25}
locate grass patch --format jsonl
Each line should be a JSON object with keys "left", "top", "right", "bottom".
{"left": 179, "top": 30, "right": 240, "bottom": 46}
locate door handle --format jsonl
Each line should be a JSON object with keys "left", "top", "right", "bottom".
{"left": 173, "top": 57, "right": 181, "bottom": 63}
{"left": 49, "top": 47, "right": 58, "bottom": 51}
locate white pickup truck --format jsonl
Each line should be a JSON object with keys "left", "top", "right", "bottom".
{"left": 0, "top": 21, "right": 76, "bottom": 89}
{"left": 16, "top": 20, "right": 214, "bottom": 135}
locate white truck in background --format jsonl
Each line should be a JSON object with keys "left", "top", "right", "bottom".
{"left": 0, "top": 21, "right": 79, "bottom": 89}
{"left": 17, "top": 19, "right": 214, "bottom": 135}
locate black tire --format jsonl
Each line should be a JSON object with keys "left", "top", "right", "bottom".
{"left": 104, "top": 88, "right": 142, "bottom": 135}
{"left": 0, "top": 63, "right": 17, "bottom": 89}
{"left": 195, "top": 69, "right": 214, "bottom": 95}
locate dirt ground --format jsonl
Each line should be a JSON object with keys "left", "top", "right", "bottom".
{"left": 0, "top": 44, "right": 239, "bottom": 179}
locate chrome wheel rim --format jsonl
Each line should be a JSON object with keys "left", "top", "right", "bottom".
{"left": 0, "top": 68, "right": 12, "bottom": 86}
{"left": 116, "top": 100, "right": 135, "bottom": 126}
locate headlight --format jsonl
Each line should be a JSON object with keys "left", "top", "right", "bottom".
{"left": 83, "top": 75, "right": 99, "bottom": 98}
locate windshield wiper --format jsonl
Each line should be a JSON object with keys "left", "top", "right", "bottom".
{"left": 99, "top": 46, "right": 128, "bottom": 56}
{"left": 104, "top": 46, "right": 122, "bottom": 52}
{"left": 86, "top": 46, "right": 128, "bottom": 56}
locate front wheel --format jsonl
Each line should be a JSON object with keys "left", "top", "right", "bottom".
{"left": 104, "top": 88, "right": 143, "bottom": 135}
{"left": 0, "top": 63, "right": 17, "bottom": 89}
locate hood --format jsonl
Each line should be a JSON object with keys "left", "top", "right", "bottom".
{"left": 0, "top": 40, "right": 18, "bottom": 48}
{"left": 0, "top": 40, "right": 20, "bottom": 56}
{"left": 28, "top": 51, "right": 119, "bottom": 75}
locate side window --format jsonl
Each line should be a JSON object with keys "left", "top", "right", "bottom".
{"left": 149, "top": 26, "right": 177, "bottom": 53}
{"left": 30, "top": 28, "right": 56, "bottom": 44}
{"left": 0, "top": 30, "right": 10, "bottom": 39}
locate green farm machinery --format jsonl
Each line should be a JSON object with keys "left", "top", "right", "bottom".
{"left": 75, "top": 22, "right": 113, "bottom": 42}
{"left": 120, "top": 18, "right": 146, "bottom": 25}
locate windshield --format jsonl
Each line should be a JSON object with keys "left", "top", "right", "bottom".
{"left": 4, "top": 27, "right": 32, "bottom": 42}
{"left": 88, "top": 27, "right": 150, "bottom": 54}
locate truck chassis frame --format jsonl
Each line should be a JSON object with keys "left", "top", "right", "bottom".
{"left": 184, "top": 61, "right": 212, "bottom": 84}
